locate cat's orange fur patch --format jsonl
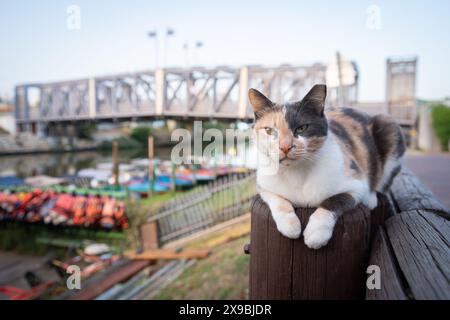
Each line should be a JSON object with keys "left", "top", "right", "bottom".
{"left": 276, "top": 200, "right": 293, "bottom": 214}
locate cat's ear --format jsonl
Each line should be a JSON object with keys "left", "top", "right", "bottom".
{"left": 302, "top": 84, "right": 327, "bottom": 115}
{"left": 248, "top": 88, "right": 274, "bottom": 118}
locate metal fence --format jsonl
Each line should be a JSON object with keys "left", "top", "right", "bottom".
{"left": 147, "top": 172, "right": 256, "bottom": 245}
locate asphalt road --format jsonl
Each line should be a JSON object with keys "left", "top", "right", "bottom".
{"left": 405, "top": 152, "right": 450, "bottom": 209}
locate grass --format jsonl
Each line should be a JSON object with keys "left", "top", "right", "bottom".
{"left": 0, "top": 223, "right": 126, "bottom": 255}
{"left": 140, "top": 191, "right": 178, "bottom": 209}
{"left": 154, "top": 235, "right": 250, "bottom": 300}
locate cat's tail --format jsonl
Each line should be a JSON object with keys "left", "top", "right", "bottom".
{"left": 372, "top": 114, "right": 406, "bottom": 193}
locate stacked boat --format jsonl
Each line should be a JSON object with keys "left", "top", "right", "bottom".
{"left": 77, "top": 159, "right": 242, "bottom": 195}
{"left": 0, "top": 189, "right": 129, "bottom": 230}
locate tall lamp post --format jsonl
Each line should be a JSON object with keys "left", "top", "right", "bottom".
{"left": 148, "top": 30, "right": 158, "bottom": 68}
{"left": 183, "top": 42, "right": 189, "bottom": 67}
{"left": 164, "top": 27, "right": 175, "bottom": 67}
{"left": 193, "top": 41, "right": 203, "bottom": 66}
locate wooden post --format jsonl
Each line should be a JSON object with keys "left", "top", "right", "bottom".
{"left": 249, "top": 195, "right": 386, "bottom": 300}
{"left": 148, "top": 136, "right": 154, "bottom": 197}
{"left": 140, "top": 222, "right": 159, "bottom": 251}
{"left": 191, "top": 163, "right": 198, "bottom": 186}
{"left": 112, "top": 140, "right": 119, "bottom": 190}
{"left": 170, "top": 162, "right": 176, "bottom": 192}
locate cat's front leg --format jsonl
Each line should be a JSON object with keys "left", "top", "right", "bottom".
{"left": 259, "top": 190, "right": 301, "bottom": 239}
{"left": 303, "top": 193, "right": 356, "bottom": 249}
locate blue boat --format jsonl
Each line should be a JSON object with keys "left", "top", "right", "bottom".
{"left": 127, "top": 181, "right": 170, "bottom": 193}
{"left": 0, "top": 176, "right": 24, "bottom": 187}
{"left": 156, "top": 174, "right": 194, "bottom": 187}
{"left": 127, "top": 173, "right": 195, "bottom": 194}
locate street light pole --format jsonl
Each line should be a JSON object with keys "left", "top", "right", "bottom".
{"left": 183, "top": 42, "right": 189, "bottom": 67}
{"left": 148, "top": 30, "right": 158, "bottom": 68}
{"left": 193, "top": 41, "right": 203, "bottom": 66}
{"left": 164, "top": 27, "right": 175, "bottom": 67}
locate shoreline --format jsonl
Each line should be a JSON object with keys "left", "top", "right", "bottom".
{"left": 0, "top": 146, "right": 99, "bottom": 157}
{"left": 0, "top": 142, "right": 177, "bottom": 157}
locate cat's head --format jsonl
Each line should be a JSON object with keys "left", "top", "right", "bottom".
{"left": 249, "top": 84, "right": 328, "bottom": 166}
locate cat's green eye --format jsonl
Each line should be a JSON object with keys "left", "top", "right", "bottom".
{"left": 295, "top": 124, "right": 309, "bottom": 135}
{"left": 264, "top": 127, "right": 275, "bottom": 136}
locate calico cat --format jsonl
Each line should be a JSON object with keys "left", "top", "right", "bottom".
{"left": 249, "top": 84, "right": 405, "bottom": 249}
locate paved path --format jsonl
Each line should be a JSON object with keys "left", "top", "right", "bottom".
{"left": 405, "top": 152, "right": 450, "bottom": 209}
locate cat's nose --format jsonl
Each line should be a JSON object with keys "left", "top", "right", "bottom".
{"left": 280, "top": 145, "right": 293, "bottom": 154}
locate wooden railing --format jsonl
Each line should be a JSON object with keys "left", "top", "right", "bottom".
{"left": 247, "top": 168, "right": 450, "bottom": 300}
{"left": 145, "top": 172, "right": 256, "bottom": 247}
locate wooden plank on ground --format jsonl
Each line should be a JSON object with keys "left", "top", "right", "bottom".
{"left": 68, "top": 260, "right": 151, "bottom": 300}
{"left": 123, "top": 248, "right": 210, "bottom": 261}
{"left": 384, "top": 210, "right": 450, "bottom": 299}
{"left": 162, "top": 213, "right": 250, "bottom": 249}
{"left": 202, "top": 221, "right": 250, "bottom": 248}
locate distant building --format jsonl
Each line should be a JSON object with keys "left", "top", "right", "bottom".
{"left": 385, "top": 57, "right": 418, "bottom": 126}
{"left": 0, "top": 101, "right": 16, "bottom": 134}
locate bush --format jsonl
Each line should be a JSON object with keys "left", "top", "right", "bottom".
{"left": 78, "top": 123, "right": 97, "bottom": 140}
{"left": 98, "top": 136, "right": 142, "bottom": 150}
{"left": 431, "top": 104, "right": 450, "bottom": 151}
{"left": 130, "top": 126, "right": 152, "bottom": 145}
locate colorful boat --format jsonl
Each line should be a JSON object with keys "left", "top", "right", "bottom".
{"left": 0, "top": 189, "right": 129, "bottom": 230}
{"left": 0, "top": 176, "right": 24, "bottom": 187}
{"left": 192, "top": 168, "right": 216, "bottom": 182}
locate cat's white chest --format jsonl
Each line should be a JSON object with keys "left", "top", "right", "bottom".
{"left": 256, "top": 136, "right": 368, "bottom": 207}
{"left": 257, "top": 165, "right": 340, "bottom": 207}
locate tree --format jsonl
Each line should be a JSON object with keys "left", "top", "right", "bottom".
{"left": 130, "top": 126, "right": 152, "bottom": 145}
{"left": 431, "top": 104, "right": 450, "bottom": 151}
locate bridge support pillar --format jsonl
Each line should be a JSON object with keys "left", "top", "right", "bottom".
{"left": 88, "top": 78, "right": 97, "bottom": 119}
{"left": 238, "top": 66, "right": 249, "bottom": 119}
{"left": 155, "top": 69, "right": 166, "bottom": 116}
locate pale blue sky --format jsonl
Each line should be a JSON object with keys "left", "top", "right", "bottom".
{"left": 1, "top": 0, "right": 449, "bottom": 101}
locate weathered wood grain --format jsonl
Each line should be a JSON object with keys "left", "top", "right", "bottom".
{"left": 384, "top": 210, "right": 450, "bottom": 299}
{"left": 370, "top": 193, "right": 394, "bottom": 241}
{"left": 390, "top": 168, "right": 450, "bottom": 217}
{"left": 249, "top": 195, "right": 385, "bottom": 299}
{"left": 249, "top": 196, "right": 269, "bottom": 299}
{"left": 366, "top": 227, "right": 409, "bottom": 300}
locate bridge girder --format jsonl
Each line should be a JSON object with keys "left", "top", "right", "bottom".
{"left": 15, "top": 64, "right": 329, "bottom": 126}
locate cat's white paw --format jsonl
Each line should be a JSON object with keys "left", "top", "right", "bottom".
{"left": 303, "top": 208, "right": 337, "bottom": 249}
{"left": 273, "top": 211, "right": 301, "bottom": 239}
{"left": 367, "top": 193, "right": 378, "bottom": 210}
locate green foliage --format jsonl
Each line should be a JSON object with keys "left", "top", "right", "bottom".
{"left": 431, "top": 104, "right": 450, "bottom": 151}
{"left": 78, "top": 123, "right": 97, "bottom": 140}
{"left": 98, "top": 136, "right": 142, "bottom": 150}
{"left": 202, "top": 121, "right": 230, "bottom": 132}
{"left": 0, "top": 223, "right": 125, "bottom": 255}
{"left": 122, "top": 199, "right": 150, "bottom": 250}
{"left": 130, "top": 126, "right": 152, "bottom": 145}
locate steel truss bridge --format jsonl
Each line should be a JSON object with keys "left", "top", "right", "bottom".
{"left": 15, "top": 63, "right": 359, "bottom": 132}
